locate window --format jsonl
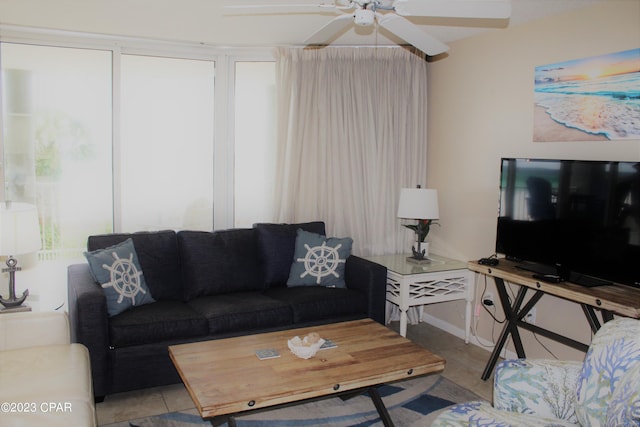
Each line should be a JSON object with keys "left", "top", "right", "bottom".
{"left": 234, "top": 61, "right": 276, "bottom": 227}
{"left": 119, "top": 55, "right": 215, "bottom": 232}
{"left": 0, "top": 34, "right": 276, "bottom": 309}
{"left": 1, "top": 43, "right": 113, "bottom": 260}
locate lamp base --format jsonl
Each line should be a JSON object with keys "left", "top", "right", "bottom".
{"left": 0, "top": 289, "right": 29, "bottom": 309}
{"left": 406, "top": 256, "right": 432, "bottom": 265}
{"left": 411, "top": 241, "right": 429, "bottom": 256}
{"left": 0, "top": 304, "right": 31, "bottom": 313}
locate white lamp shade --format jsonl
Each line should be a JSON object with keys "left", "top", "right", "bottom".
{"left": 0, "top": 202, "right": 42, "bottom": 256}
{"left": 397, "top": 188, "right": 439, "bottom": 219}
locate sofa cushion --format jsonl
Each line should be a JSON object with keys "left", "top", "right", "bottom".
{"left": 108, "top": 300, "right": 208, "bottom": 348}
{"left": 187, "top": 292, "right": 292, "bottom": 335}
{"left": 215, "top": 228, "right": 265, "bottom": 292}
{"left": 178, "top": 231, "right": 231, "bottom": 300}
{"left": 84, "top": 239, "right": 155, "bottom": 317}
{"left": 264, "top": 286, "right": 367, "bottom": 323}
{"left": 287, "top": 229, "right": 353, "bottom": 288}
{"left": 254, "top": 221, "right": 326, "bottom": 288}
{"left": 0, "top": 311, "right": 71, "bottom": 351}
{"left": 88, "top": 230, "right": 182, "bottom": 301}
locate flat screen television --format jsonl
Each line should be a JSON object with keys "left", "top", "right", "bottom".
{"left": 496, "top": 158, "right": 640, "bottom": 288}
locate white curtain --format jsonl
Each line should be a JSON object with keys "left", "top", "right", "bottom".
{"left": 274, "top": 47, "right": 428, "bottom": 256}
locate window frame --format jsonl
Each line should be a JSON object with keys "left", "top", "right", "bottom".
{"left": 0, "top": 24, "right": 276, "bottom": 234}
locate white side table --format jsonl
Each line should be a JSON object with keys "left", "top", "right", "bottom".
{"left": 364, "top": 253, "right": 474, "bottom": 342}
{"left": 0, "top": 305, "right": 32, "bottom": 314}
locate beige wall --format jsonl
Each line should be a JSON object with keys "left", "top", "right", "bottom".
{"left": 425, "top": 1, "right": 640, "bottom": 361}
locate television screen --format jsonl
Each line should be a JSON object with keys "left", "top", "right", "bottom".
{"left": 496, "top": 158, "right": 640, "bottom": 288}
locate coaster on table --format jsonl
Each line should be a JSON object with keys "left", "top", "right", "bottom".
{"left": 319, "top": 339, "right": 337, "bottom": 350}
{"left": 256, "top": 349, "right": 281, "bottom": 360}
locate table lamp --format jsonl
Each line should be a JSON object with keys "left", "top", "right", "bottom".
{"left": 0, "top": 201, "right": 42, "bottom": 310}
{"left": 397, "top": 186, "right": 439, "bottom": 263}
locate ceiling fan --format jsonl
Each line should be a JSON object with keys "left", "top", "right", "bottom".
{"left": 224, "top": 0, "right": 511, "bottom": 56}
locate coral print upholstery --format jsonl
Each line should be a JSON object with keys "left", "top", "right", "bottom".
{"left": 432, "top": 317, "right": 640, "bottom": 426}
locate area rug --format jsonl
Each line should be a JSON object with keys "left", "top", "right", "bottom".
{"left": 127, "top": 375, "right": 482, "bottom": 427}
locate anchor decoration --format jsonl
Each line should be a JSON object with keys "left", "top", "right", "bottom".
{"left": 0, "top": 256, "right": 29, "bottom": 308}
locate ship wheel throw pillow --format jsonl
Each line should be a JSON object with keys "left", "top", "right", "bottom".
{"left": 287, "top": 229, "right": 352, "bottom": 288}
{"left": 84, "top": 238, "right": 155, "bottom": 316}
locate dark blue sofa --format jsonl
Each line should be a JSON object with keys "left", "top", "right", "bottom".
{"left": 67, "top": 222, "right": 386, "bottom": 399}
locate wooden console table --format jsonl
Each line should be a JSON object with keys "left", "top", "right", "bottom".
{"left": 469, "top": 259, "right": 640, "bottom": 380}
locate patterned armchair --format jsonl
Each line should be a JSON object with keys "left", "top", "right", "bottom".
{"left": 432, "top": 317, "right": 640, "bottom": 426}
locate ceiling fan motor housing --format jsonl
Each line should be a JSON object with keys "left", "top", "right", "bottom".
{"left": 354, "top": 9, "right": 375, "bottom": 26}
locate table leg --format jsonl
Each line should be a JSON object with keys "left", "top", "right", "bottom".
{"left": 497, "top": 279, "right": 528, "bottom": 357}
{"left": 582, "top": 305, "right": 616, "bottom": 332}
{"left": 398, "top": 277, "right": 409, "bottom": 338}
{"left": 601, "top": 310, "right": 614, "bottom": 323}
{"left": 368, "top": 386, "right": 395, "bottom": 427}
{"left": 210, "top": 415, "right": 236, "bottom": 427}
{"left": 399, "top": 308, "right": 408, "bottom": 337}
{"left": 464, "top": 298, "right": 472, "bottom": 344}
{"left": 481, "top": 279, "right": 592, "bottom": 380}
{"left": 582, "top": 305, "right": 602, "bottom": 333}
{"left": 481, "top": 281, "right": 529, "bottom": 380}
{"left": 209, "top": 383, "right": 406, "bottom": 427}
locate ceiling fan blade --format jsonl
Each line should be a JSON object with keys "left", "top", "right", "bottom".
{"left": 305, "top": 14, "right": 354, "bottom": 45}
{"left": 378, "top": 14, "right": 449, "bottom": 55}
{"left": 223, "top": 3, "right": 338, "bottom": 15}
{"left": 393, "top": 0, "right": 511, "bottom": 19}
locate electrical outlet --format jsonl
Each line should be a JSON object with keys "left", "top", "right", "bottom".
{"left": 525, "top": 307, "right": 537, "bottom": 324}
{"left": 482, "top": 293, "right": 494, "bottom": 306}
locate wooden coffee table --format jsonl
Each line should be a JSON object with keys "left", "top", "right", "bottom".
{"left": 169, "top": 318, "right": 445, "bottom": 426}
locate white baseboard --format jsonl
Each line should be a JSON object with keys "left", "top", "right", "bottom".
{"left": 420, "top": 312, "right": 518, "bottom": 360}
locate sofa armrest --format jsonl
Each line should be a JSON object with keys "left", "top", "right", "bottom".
{"left": 68, "top": 263, "right": 110, "bottom": 398}
{"left": 0, "top": 311, "right": 70, "bottom": 351}
{"left": 344, "top": 255, "right": 387, "bottom": 325}
{"left": 493, "top": 358, "right": 582, "bottom": 423}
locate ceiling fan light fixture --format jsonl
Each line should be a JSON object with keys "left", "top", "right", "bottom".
{"left": 354, "top": 9, "right": 375, "bottom": 26}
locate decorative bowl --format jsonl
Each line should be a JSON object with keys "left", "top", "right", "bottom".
{"left": 287, "top": 334, "right": 326, "bottom": 359}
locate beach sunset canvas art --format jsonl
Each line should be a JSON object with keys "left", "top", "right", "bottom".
{"left": 533, "top": 48, "right": 640, "bottom": 142}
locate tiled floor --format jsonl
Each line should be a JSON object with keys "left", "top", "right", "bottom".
{"left": 96, "top": 321, "right": 497, "bottom": 426}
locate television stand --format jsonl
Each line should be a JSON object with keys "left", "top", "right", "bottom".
{"left": 515, "top": 262, "right": 558, "bottom": 276}
{"left": 469, "top": 259, "right": 640, "bottom": 380}
{"left": 516, "top": 262, "right": 612, "bottom": 287}
{"left": 568, "top": 273, "right": 612, "bottom": 288}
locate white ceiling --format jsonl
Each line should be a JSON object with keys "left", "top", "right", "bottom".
{"left": 201, "top": 0, "right": 607, "bottom": 48}
{"left": 0, "top": 0, "right": 608, "bottom": 50}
